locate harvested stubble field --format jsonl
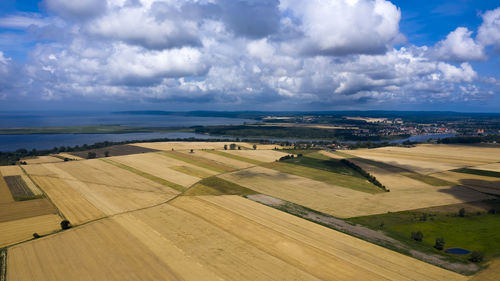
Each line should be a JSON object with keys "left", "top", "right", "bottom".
{"left": 0, "top": 175, "right": 13, "bottom": 203}
{"left": 0, "top": 198, "right": 57, "bottom": 223}
{"left": 109, "top": 153, "right": 215, "bottom": 188}
{"left": 472, "top": 162, "right": 500, "bottom": 173}
{"left": 7, "top": 195, "right": 466, "bottom": 281}
{"left": 0, "top": 166, "right": 42, "bottom": 195}
{"left": 223, "top": 149, "right": 288, "bottom": 162}
{"left": 68, "top": 144, "right": 158, "bottom": 159}
{"left": 200, "top": 150, "right": 260, "bottom": 167}
{"left": 132, "top": 141, "right": 242, "bottom": 151}
{"left": 23, "top": 156, "right": 63, "bottom": 165}
{"left": 220, "top": 165, "right": 492, "bottom": 218}
{"left": 159, "top": 151, "right": 236, "bottom": 173}
{"left": 3, "top": 176, "right": 35, "bottom": 200}
{"left": 429, "top": 171, "right": 500, "bottom": 195}
{"left": 26, "top": 160, "right": 179, "bottom": 225}
{"left": 0, "top": 214, "right": 61, "bottom": 247}
{"left": 346, "top": 144, "right": 500, "bottom": 175}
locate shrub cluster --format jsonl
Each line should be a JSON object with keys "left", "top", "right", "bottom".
{"left": 411, "top": 231, "right": 424, "bottom": 242}
{"left": 340, "top": 159, "right": 388, "bottom": 191}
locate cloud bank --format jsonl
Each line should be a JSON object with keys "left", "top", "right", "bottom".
{"left": 0, "top": 0, "right": 498, "bottom": 109}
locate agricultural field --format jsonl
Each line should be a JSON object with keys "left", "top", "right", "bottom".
{"left": 1, "top": 142, "right": 499, "bottom": 280}
{"left": 472, "top": 162, "right": 500, "bottom": 173}
{"left": 348, "top": 200, "right": 500, "bottom": 264}
{"left": 7, "top": 195, "right": 466, "bottom": 281}
{"left": 68, "top": 144, "right": 158, "bottom": 159}
{"left": 345, "top": 144, "right": 500, "bottom": 175}
{"left": 24, "top": 160, "right": 179, "bottom": 225}
{"left": 23, "top": 156, "right": 63, "bottom": 165}
{"left": 0, "top": 214, "right": 61, "bottom": 247}
{"left": 220, "top": 165, "right": 491, "bottom": 218}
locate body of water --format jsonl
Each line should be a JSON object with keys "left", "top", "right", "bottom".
{"left": 0, "top": 112, "right": 254, "bottom": 128}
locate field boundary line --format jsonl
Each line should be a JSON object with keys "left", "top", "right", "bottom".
{"left": 19, "top": 165, "right": 67, "bottom": 221}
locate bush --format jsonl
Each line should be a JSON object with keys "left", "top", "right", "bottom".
{"left": 33, "top": 233, "right": 41, "bottom": 239}
{"left": 488, "top": 208, "right": 496, "bottom": 214}
{"left": 229, "top": 143, "right": 237, "bottom": 150}
{"left": 104, "top": 151, "right": 110, "bottom": 157}
{"left": 434, "top": 237, "right": 445, "bottom": 250}
{"left": 458, "top": 208, "right": 466, "bottom": 217}
{"left": 411, "top": 231, "right": 423, "bottom": 242}
{"left": 60, "top": 220, "right": 72, "bottom": 230}
{"left": 469, "top": 251, "right": 484, "bottom": 263}
{"left": 87, "top": 152, "right": 96, "bottom": 159}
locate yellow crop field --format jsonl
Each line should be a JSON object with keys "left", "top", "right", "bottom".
{"left": 346, "top": 144, "right": 500, "bottom": 174}
{"left": 57, "top": 152, "right": 83, "bottom": 160}
{"left": 31, "top": 175, "right": 105, "bottom": 224}
{"left": 224, "top": 149, "right": 288, "bottom": 162}
{"left": 7, "top": 196, "right": 465, "bottom": 280}
{"left": 430, "top": 171, "right": 500, "bottom": 195}
{"left": 472, "top": 162, "right": 500, "bottom": 173}
{"left": 35, "top": 162, "right": 178, "bottom": 219}
{"left": 110, "top": 153, "right": 210, "bottom": 187}
{"left": 131, "top": 141, "right": 240, "bottom": 151}
{"left": 0, "top": 174, "right": 14, "bottom": 203}
{"left": 23, "top": 156, "right": 63, "bottom": 164}
{"left": 470, "top": 259, "right": 500, "bottom": 281}
{"left": 190, "top": 150, "right": 255, "bottom": 169}
{"left": 0, "top": 166, "right": 23, "bottom": 176}
{"left": 220, "top": 166, "right": 491, "bottom": 218}
{"left": 0, "top": 214, "right": 61, "bottom": 247}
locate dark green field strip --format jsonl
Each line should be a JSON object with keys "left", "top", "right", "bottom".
{"left": 184, "top": 176, "right": 258, "bottom": 196}
{"left": 204, "top": 150, "right": 264, "bottom": 165}
{"left": 169, "top": 165, "right": 213, "bottom": 178}
{"left": 101, "top": 159, "right": 186, "bottom": 192}
{"left": 3, "top": 175, "right": 40, "bottom": 201}
{"left": 352, "top": 157, "right": 452, "bottom": 186}
{"left": 263, "top": 161, "right": 384, "bottom": 194}
{"left": 348, "top": 201, "right": 500, "bottom": 264}
{"left": 282, "top": 153, "right": 367, "bottom": 179}
{"left": 158, "top": 151, "right": 236, "bottom": 173}
{"left": 452, "top": 168, "right": 500, "bottom": 178}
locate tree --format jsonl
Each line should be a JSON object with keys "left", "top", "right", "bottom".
{"left": 60, "top": 220, "right": 72, "bottom": 230}
{"left": 190, "top": 149, "right": 194, "bottom": 153}
{"left": 104, "top": 151, "right": 110, "bottom": 157}
{"left": 224, "top": 144, "right": 228, "bottom": 150}
{"left": 33, "top": 233, "right": 41, "bottom": 239}
{"left": 434, "top": 237, "right": 445, "bottom": 250}
{"left": 253, "top": 144, "right": 257, "bottom": 150}
{"left": 411, "top": 231, "right": 423, "bottom": 242}
{"left": 87, "top": 152, "right": 96, "bottom": 159}
{"left": 230, "top": 143, "right": 237, "bottom": 150}
{"left": 458, "top": 208, "right": 466, "bottom": 217}
{"left": 238, "top": 146, "right": 241, "bottom": 150}
{"left": 469, "top": 251, "right": 484, "bottom": 263}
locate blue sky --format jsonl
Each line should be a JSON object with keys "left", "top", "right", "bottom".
{"left": 0, "top": 0, "right": 499, "bottom": 112}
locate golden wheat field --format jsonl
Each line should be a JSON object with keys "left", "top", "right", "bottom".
{"left": 110, "top": 153, "right": 209, "bottom": 187}
{"left": 472, "top": 162, "right": 500, "bottom": 173}
{"left": 223, "top": 149, "right": 288, "bottom": 162}
{"left": 220, "top": 165, "right": 492, "bottom": 218}
{"left": 188, "top": 150, "right": 256, "bottom": 169}
{"left": 24, "top": 160, "right": 179, "bottom": 225}
{"left": 0, "top": 214, "right": 61, "bottom": 247}
{"left": 429, "top": 171, "right": 500, "bottom": 195}
{"left": 7, "top": 195, "right": 466, "bottom": 281}
{"left": 23, "top": 156, "right": 63, "bottom": 165}
{"left": 346, "top": 144, "right": 500, "bottom": 174}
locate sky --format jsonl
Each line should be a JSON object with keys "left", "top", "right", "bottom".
{"left": 0, "top": 0, "right": 499, "bottom": 112}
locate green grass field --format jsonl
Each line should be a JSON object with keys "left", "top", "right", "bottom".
{"left": 263, "top": 154, "right": 384, "bottom": 194}
{"left": 348, "top": 203, "right": 500, "bottom": 263}
{"left": 452, "top": 168, "right": 500, "bottom": 178}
